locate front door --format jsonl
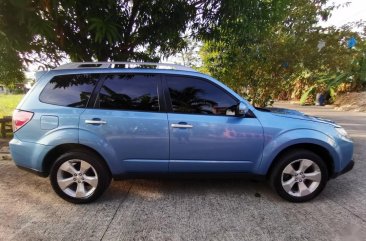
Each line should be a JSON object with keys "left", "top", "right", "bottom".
{"left": 165, "top": 75, "right": 263, "bottom": 172}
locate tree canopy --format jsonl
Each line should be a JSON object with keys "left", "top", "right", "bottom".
{"left": 1, "top": 0, "right": 198, "bottom": 63}
{"left": 0, "top": 35, "right": 24, "bottom": 86}
{"left": 1, "top": 0, "right": 365, "bottom": 104}
{"left": 200, "top": 0, "right": 366, "bottom": 106}
{"left": 0, "top": 0, "right": 222, "bottom": 84}
{"left": 1, "top": 0, "right": 300, "bottom": 84}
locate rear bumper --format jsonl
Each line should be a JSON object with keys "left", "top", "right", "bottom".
{"left": 332, "top": 160, "right": 354, "bottom": 178}
{"left": 9, "top": 137, "right": 53, "bottom": 174}
{"left": 16, "top": 164, "right": 48, "bottom": 177}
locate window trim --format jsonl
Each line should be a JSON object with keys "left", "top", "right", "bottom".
{"left": 39, "top": 73, "right": 102, "bottom": 108}
{"left": 162, "top": 74, "right": 240, "bottom": 117}
{"left": 90, "top": 72, "right": 166, "bottom": 113}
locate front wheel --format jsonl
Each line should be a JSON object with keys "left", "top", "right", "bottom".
{"left": 270, "top": 149, "right": 328, "bottom": 202}
{"left": 50, "top": 150, "right": 111, "bottom": 204}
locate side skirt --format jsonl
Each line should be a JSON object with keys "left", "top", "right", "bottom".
{"left": 113, "top": 172, "right": 266, "bottom": 181}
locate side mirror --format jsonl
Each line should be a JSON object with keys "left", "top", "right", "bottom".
{"left": 236, "top": 103, "right": 249, "bottom": 117}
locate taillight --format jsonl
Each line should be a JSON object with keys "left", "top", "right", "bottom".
{"left": 12, "top": 110, "right": 34, "bottom": 132}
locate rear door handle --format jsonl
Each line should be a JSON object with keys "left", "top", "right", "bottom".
{"left": 85, "top": 119, "right": 107, "bottom": 125}
{"left": 171, "top": 123, "right": 193, "bottom": 128}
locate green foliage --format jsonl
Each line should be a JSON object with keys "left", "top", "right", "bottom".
{"left": 0, "top": 0, "right": 219, "bottom": 74}
{"left": 88, "top": 17, "right": 121, "bottom": 44}
{"left": 300, "top": 86, "right": 316, "bottom": 105}
{"left": 200, "top": 0, "right": 366, "bottom": 107}
{"left": 0, "top": 37, "right": 25, "bottom": 86}
{"left": 1, "top": 0, "right": 365, "bottom": 101}
{"left": 300, "top": 37, "right": 366, "bottom": 103}
{"left": 349, "top": 39, "right": 366, "bottom": 87}
{"left": 0, "top": 10, "right": 24, "bottom": 85}
{"left": 300, "top": 73, "right": 348, "bottom": 105}
{"left": 200, "top": 0, "right": 314, "bottom": 106}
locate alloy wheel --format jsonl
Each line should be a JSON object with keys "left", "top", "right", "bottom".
{"left": 56, "top": 159, "right": 99, "bottom": 198}
{"left": 281, "top": 159, "right": 322, "bottom": 197}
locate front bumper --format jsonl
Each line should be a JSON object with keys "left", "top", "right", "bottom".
{"left": 332, "top": 160, "right": 354, "bottom": 178}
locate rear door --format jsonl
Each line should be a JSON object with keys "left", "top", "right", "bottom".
{"left": 165, "top": 75, "right": 264, "bottom": 173}
{"left": 79, "top": 73, "right": 169, "bottom": 174}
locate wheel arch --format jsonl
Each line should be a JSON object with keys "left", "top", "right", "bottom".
{"left": 42, "top": 143, "right": 112, "bottom": 177}
{"left": 266, "top": 143, "right": 334, "bottom": 179}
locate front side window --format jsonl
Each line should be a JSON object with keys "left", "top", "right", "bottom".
{"left": 40, "top": 74, "right": 98, "bottom": 108}
{"left": 97, "top": 74, "right": 159, "bottom": 112}
{"left": 166, "top": 76, "right": 238, "bottom": 115}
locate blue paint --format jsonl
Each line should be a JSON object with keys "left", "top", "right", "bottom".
{"left": 9, "top": 67, "right": 353, "bottom": 179}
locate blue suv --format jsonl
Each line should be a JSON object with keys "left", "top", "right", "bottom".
{"left": 9, "top": 62, "right": 354, "bottom": 203}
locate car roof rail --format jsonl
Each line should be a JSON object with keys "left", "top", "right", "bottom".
{"left": 54, "top": 62, "right": 197, "bottom": 72}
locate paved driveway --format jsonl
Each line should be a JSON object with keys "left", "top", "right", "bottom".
{"left": 0, "top": 104, "right": 365, "bottom": 241}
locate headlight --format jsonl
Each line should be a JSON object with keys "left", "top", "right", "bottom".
{"left": 335, "top": 127, "right": 351, "bottom": 140}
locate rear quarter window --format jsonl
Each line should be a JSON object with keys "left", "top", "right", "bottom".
{"left": 39, "top": 74, "right": 99, "bottom": 108}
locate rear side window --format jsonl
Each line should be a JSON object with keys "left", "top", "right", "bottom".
{"left": 97, "top": 74, "right": 159, "bottom": 112}
{"left": 40, "top": 74, "right": 98, "bottom": 108}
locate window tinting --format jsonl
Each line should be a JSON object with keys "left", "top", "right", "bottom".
{"left": 167, "top": 76, "right": 237, "bottom": 115}
{"left": 97, "top": 74, "right": 159, "bottom": 111}
{"left": 40, "top": 74, "right": 98, "bottom": 108}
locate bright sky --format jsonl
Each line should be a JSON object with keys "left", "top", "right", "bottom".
{"left": 322, "top": 0, "right": 366, "bottom": 27}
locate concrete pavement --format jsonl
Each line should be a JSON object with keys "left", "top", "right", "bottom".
{"left": 0, "top": 103, "right": 365, "bottom": 241}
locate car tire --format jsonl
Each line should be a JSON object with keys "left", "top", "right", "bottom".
{"left": 50, "top": 150, "right": 111, "bottom": 204}
{"left": 270, "top": 149, "right": 328, "bottom": 202}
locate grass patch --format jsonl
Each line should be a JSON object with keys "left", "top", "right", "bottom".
{"left": 0, "top": 94, "right": 24, "bottom": 118}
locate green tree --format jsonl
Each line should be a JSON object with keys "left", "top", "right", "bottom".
{"left": 0, "top": 36, "right": 25, "bottom": 86}
{"left": 199, "top": 0, "right": 312, "bottom": 106}
{"left": 0, "top": 0, "right": 199, "bottom": 62}
{"left": 0, "top": 0, "right": 223, "bottom": 85}
{"left": 199, "top": 0, "right": 362, "bottom": 107}
{"left": 296, "top": 27, "right": 365, "bottom": 105}
{"left": 346, "top": 32, "right": 366, "bottom": 90}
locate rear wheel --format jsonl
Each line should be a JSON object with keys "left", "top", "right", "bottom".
{"left": 270, "top": 149, "right": 328, "bottom": 202}
{"left": 50, "top": 150, "right": 111, "bottom": 204}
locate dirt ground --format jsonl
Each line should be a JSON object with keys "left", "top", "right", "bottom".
{"left": 334, "top": 91, "right": 366, "bottom": 112}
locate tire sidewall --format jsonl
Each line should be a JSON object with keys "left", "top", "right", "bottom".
{"left": 271, "top": 150, "right": 329, "bottom": 202}
{"left": 50, "top": 151, "right": 111, "bottom": 204}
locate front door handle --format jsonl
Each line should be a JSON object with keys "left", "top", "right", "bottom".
{"left": 171, "top": 123, "right": 193, "bottom": 128}
{"left": 85, "top": 119, "right": 107, "bottom": 125}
